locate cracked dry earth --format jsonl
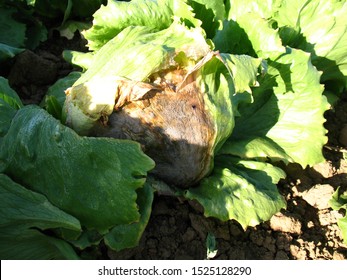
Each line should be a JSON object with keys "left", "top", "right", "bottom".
{"left": 4, "top": 33, "right": 347, "bottom": 260}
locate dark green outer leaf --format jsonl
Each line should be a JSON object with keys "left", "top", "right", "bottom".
{"left": 0, "top": 5, "right": 47, "bottom": 51}
{"left": 0, "top": 100, "right": 17, "bottom": 137}
{"left": 45, "top": 72, "right": 81, "bottom": 106}
{"left": 0, "top": 173, "right": 80, "bottom": 232}
{"left": 0, "top": 106, "right": 155, "bottom": 233}
{"left": 44, "top": 95, "right": 63, "bottom": 121}
{"left": 0, "top": 77, "right": 23, "bottom": 137}
{"left": 104, "top": 181, "right": 154, "bottom": 251}
{"left": 0, "top": 229, "right": 80, "bottom": 259}
{"left": 0, "top": 77, "right": 24, "bottom": 109}
{"left": 70, "top": 0, "right": 106, "bottom": 18}
{"left": 25, "top": 0, "right": 105, "bottom": 19}
{"left": 0, "top": 7, "right": 26, "bottom": 48}
{"left": 0, "top": 174, "right": 80, "bottom": 259}
{"left": 32, "top": 0, "right": 69, "bottom": 19}
{"left": 0, "top": 43, "right": 24, "bottom": 62}
{"left": 24, "top": 15, "right": 47, "bottom": 50}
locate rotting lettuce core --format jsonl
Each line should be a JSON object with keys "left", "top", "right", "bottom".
{"left": 94, "top": 53, "right": 235, "bottom": 187}
{"left": 64, "top": 23, "right": 235, "bottom": 187}
{"left": 64, "top": 76, "right": 158, "bottom": 135}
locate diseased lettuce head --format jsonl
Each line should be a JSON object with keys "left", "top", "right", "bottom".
{"left": 63, "top": 23, "right": 236, "bottom": 187}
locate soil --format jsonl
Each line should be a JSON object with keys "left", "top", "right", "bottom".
{"left": 4, "top": 32, "right": 347, "bottom": 260}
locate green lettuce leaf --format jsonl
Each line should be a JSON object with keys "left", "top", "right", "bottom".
{"left": 0, "top": 7, "right": 26, "bottom": 48}
{"left": 0, "top": 77, "right": 23, "bottom": 109}
{"left": 77, "top": 22, "right": 210, "bottom": 84}
{"left": 22, "top": 0, "right": 104, "bottom": 23}
{"left": 0, "top": 43, "right": 24, "bottom": 62}
{"left": 213, "top": 13, "right": 285, "bottom": 59}
{"left": 220, "top": 0, "right": 347, "bottom": 92}
{"left": 0, "top": 106, "right": 155, "bottom": 233}
{"left": 70, "top": 0, "right": 106, "bottom": 18}
{"left": 220, "top": 48, "right": 328, "bottom": 167}
{"left": 226, "top": 0, "right": 280, "bottom": 20}
{"left": 105, "top": 181, "right": 154, "bottom": 251}
{"left": 195, "top": 54, "right": 235, "bottom": 156}
{"left": 337, "top": 216, "right": 347, "bottom": 245}
{"left": 63, "top": 50, "right": 94, "bottom": 70}
{"left": 83, "top": 0, "right": 200, "bottom": 51}
{"left": 189, "top": 0, "right": 225, "bottom": 21}
{"left": 42, "top": 71, "right": 82, "bottom": 120}
{"left": 274, "top": 0, "right": 347, "bottom": 91}
{"left": 329, "top": 187, "right": 347, "bottom": 211}
{"left": 0, "top": 174, "right": 80, "bottom": 232}
{"left": 0, "top": 77, "right": 23, "bottom": 137}
{"left": 0, "top": 99, "right": 17, "bottom": 138}
{"left": 0, "top": 4, "right": 47, "bottom": 52}
{"left": 0, "top": 229, "right": 80, "bottom": 260}
{"left": 0, "top": 174, "right": 80, "bottom": 259}
{"left": 44, "top": 72, "right": 81, "bottom": 106}
{"left": 220, "top": 53, "right": 262, "bottom": 108}
{"left": 0, "top": 7, "right": 26, "bottom": 61}
{"left": 57, "top": 20, "right": 92, "bottom": 40}
{"left": 185, "top": 156, "right": 286, "bottom": 229}
{"left": 187, "top": 0, "right": 226, "bottom": 39}
{"left": 329, "top": 187, "right": 347, "bottom": 244}
{"left": 27, "top": 0, "right": 70, "bottom": 19}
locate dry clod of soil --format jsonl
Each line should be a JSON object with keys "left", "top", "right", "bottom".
{"left": 300, "top": 184, "right": 334, "bottom": 210}
{"left": 311, "top": 162, "right": 333, "bottom": 179}
{"left": 270, "top": 213, "right": 302, "bottom": 235}
{"left": 8, "top": 50, "right": 58, "bottom": 87}
{"left": 333, "top": 251, "right": 345, "bottom": 260}
{"left": 318, "top": 210, "right": 343, "bottom": 226}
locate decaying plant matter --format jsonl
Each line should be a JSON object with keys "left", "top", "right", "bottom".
{"left": 66, "top": 52, "right": 229, "bottom": 187}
